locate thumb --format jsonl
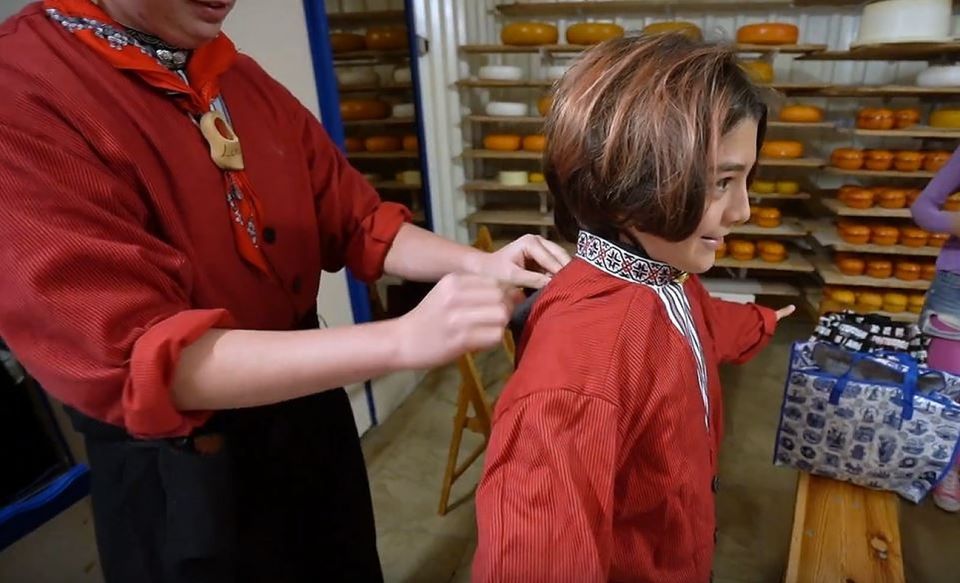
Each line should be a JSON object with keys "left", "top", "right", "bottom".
{"left": 503, "top": 267, "right": 552, "bottom": 290}
{"left": 776, "top": 305, "right": 796, "bottom": 321}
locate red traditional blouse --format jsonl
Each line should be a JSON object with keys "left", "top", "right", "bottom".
{"left": 472, "top": 231, "right": 777, "bottom": 583}
{"left": 0, "top": 3, "right": 410, "bottom": 438}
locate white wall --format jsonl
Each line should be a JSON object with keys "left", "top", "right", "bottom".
{"left": 0, "top": 0, "right": 26, "bottom": 21}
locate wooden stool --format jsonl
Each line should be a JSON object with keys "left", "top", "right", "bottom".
{"left": 785, "top": 473, "right": 905, "bottom": 583}
{"left": 437, "top": 227, "right": 516, "bottom": 515}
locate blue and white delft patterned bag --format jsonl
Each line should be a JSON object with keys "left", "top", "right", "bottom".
{"left": 774, "top": 340, "right": 960, "bottom": 503}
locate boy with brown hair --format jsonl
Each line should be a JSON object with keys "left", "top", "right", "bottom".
{"left": 473, "top": 34, "right": 795, "bottom": 582}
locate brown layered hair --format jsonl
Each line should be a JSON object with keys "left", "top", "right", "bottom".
{"left": 544, "top": 34, "right": 768, "bottom": 242}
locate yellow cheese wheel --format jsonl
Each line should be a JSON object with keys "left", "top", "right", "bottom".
{"left": 340, "top": 99, "right": 390, "bottom": 121}
{"left": 364, "top": 136, "right": 402, "bottom": 152}
{"left": 529, "top": 172, "right": 546, "bottom": 183}
{"left": 740, "top": 60, "right": 774, "bottom": 84}
{"left": 365, "top": 26, "right": 407, "bottom": 51}
{"left": 330, "top": 33, "right": 366, "bottom": 53}
{"left": 344, "top": 137, "right": 365, "bottom": 153}
{"left": 537, "top": 95, "right": 554, "bottom": 117}
{"left": 751, "top": 180, "right": 776, "bottom": 194}
{"left": 402, "top": 135, "right": 418, "bottom": 152}
{"left": 566, "top": 22, "right": 624, "bottom": 45}
{"left": 483, "top": 134, "right": 522, "bottom": 151}
{"left": 522, "top": 134, "right": 547, "bottom": 152}
{"left": 930, "top": 109, "right": 960, "bottom": 129}
{"left": 501, "top": 22, "right": 559, "bottom": 46}
{"left": 777, "top": 181, "right": 801, "bottom": 195}
{"left": 642, "top": 21, "right": 703, "bottom": 41}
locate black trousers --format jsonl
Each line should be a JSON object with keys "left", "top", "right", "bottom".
{"left": 71, "top": 389, "right": 382, "bottom": 583}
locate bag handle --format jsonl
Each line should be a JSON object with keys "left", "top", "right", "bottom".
{"left": 827, "top": 349, "right": 919, "bottom": 421}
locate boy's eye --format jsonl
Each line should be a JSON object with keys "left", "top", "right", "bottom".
{"left": 716, "top": 177, "right": 733, "bottom": 191}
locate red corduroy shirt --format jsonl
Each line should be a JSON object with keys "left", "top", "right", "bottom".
{"left": 0, "top": 4, "right": 410, "bottom": 438}
{"left": 473, "top": 235, "right": 777, "bottom": 582}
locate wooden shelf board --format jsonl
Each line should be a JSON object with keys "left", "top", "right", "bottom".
{"left": 732, "top": 220, "right": 808, "bottom": 237}
{"left": 467, "top": 115, "right": 545, "bottom": 124}
{"left": 463, "top": 180, "right": 548, "bottom": 192}
{"left": 797, "top": 42, "right": 960, "bottom": 62}
{"left": 768, "top": 121, "right": 835, "bottom": 130}
{"left": 702, "top": 277, "right": 801, "bottom": 297}
{"left": 767, "top": 83, "right": 833, "bottom": 93}
{"left": 495, "top": 0, "right": 819, "bottom": 16}
{"left": 821, "top": 198, "right": 912, "bottom": 219}
{"left": 458, "top": 79, "right": 554, "bottom": 88}
{"left": 334, "top": 49, "right": 410, "bottom": 62}
{"left": 467, "top": 208, "right": 553, "bottom": 227}
{"left": 824, "top": 167, "right": 936, "bottom": 179}
{"left": 714, "top": 254, "right": 814, "bottom": 273}
{"left": 823, "top": 86, "right": 960, "bottom": 97}
{"left": 347, "top": 151, "right": 419, "bottom": 160}
{"left": 460, "top": 43, "right": 823, "bottom": 55}
{"left": 344, "top": 116, "right": 416, "bottom": 127}
{"left": 338, "top": 82, "right": 413, "bottom": 94}
{"left": 462, "top": 149, "right": 542, "bottom": 160}
{"left": 812, "top": 255, "right": 932, "bottom": 290}
{"left": 327, "top": 9, "right": 405, "bottom": 26}
{"left": 759, "top": 157, "right": 825, "bottom": 168}
{"left": 373, "top": 181, "right": 421, "bottom": 191}
{"left": 749, "top": 191, "right": 812, "bottom": 201}
{"left": 811, "top": 226, "right": 941, "bottom": 257}
{"left": 845, "top": 126, "right": 960, "bottom": 139}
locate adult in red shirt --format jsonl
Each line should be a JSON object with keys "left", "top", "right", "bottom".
{"left": 0, "top": 1, "right": 569, "bottom": 581}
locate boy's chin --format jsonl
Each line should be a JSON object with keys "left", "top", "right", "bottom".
{"left": 674, "top": 253, "right": 715, "bottom": 275}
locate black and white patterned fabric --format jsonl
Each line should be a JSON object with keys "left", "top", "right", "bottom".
{"left": 811, "top": 310, "right": 929, "bottom": 364}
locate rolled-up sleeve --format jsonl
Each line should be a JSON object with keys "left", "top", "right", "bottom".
{"left": 301, "top": 114, "right": 411, "bottom": 282}
{"left": 0, "top": 115, "right": 230, "bottom": 438}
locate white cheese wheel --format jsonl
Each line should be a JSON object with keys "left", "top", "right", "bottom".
{"left": 484, "top": 101, "right": 529, "bottom": 117}
{"left": 543, "top": 65, "right": 568, "bottom": 80}
{"left": 392, "top": 103, "right": 416, "bottom": 118}
{"left": 497, "top": 171, "right": 529, "bottom": 186}
{"left": 478, "top": 65, "right": 524, "bottom": 81}
{"left": 396, "top": 170, "right": 422, "bottom": 185}
{"left": 393, "top": 67, "right": 413, "bottom": 84}
{"left": 337, "top": 68, "right": 380, "bottom": 87}
{"left": 917, "top": 65, "right": 960, "bottom": 87}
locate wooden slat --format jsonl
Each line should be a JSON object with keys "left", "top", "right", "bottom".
{"left": 768, "top": 121, "right": 835, "bottom": 130}
{"left": 702, "top": 278, "right": 800, "bottom": 297}
{"left": 812, "top": 255, "right": 932, "bottom": 290}
{"left": 785, "top": 474, "right": 904, "bottom": 583}
{"left": 333, "top": 49, "right": 409, "bottom": 63}
{"left": 467, "top": 208, "right": 553, "bottom": 227}
{"left": 749, "top": 191, "right": 812, "bottom": 201}
{"left": 460, "top": 43, "right": 824, "bottom": 55}
{"left": 461, "top": 149, "right": 542, "bottom": 160}
{"left": 466, "top": 115, "right": 545, "bottom": 124}
{"left": 327, "top": 9, "right": 405, "bottom": 26}
{"left": 373, "top": 181, "right": 421, "bottom": 191}
{"left": 457, "top": 79, "right": 553, "bottom": 88}
{"left": 797, "top": 42, "right": 960, "bottom": 62}
{"left": 347, "top": 151, "right": 419, "bottom": 160}
{"left": 759, "top": 157, "right": 825, "bottom": 168}
{"left": 338, "top": 82, "right": 413, "bottom": 94}
{"left": 714, "top": 254, "right": 814, "bottom": 273}
{"left": 811, "top": 225, "right": 942, "bottom": 257}
{"left": 496, "top": 0, "right": 798, "bottom": 16}
{"left": 823, "top": 86, "right": 960, "bottom": 98}
{"left": 820, "top": 198, "right": 912, "bottom": 219}
{"left": 845, "top": 126, "right": 960, "bottom": 140}
{"left": 824, "top": 167, "right": 936, "bottom": 179}
{"left": 731, "top": 220, "right": 808, "bottom": 237}
{"left": 343, "top": 116, "right": 416, "bottom": 127}
{"left": 463, "top": 180, "right": 548, "bottom": 192}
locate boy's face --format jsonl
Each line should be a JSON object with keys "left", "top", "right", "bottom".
{"left": 632, "top": 118, "right": 757, "bottom": 273}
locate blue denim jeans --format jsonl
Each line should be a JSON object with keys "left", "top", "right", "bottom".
{"left": 920, "top": 271, "right": 960, "bottom": 341}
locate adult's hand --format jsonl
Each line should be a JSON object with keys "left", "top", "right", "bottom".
{"left": 393, "top": 273, "right": 523, "bottom": 369}
{"left": 474, "top": 234, "right": 572, "bottom": 289}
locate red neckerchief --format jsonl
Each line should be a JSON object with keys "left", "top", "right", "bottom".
{"left": 44, "top": 0, "right": 276, "bottom": 280}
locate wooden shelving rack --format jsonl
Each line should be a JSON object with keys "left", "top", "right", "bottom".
{"left": 454, "top": 0, "right": 957, "bottom": 309}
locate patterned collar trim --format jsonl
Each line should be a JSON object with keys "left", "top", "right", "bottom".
{"left": 576, "top": 230, "right": 688, "bottom": 287}
{"left": 46, "top": 9, "right": 190, "bottom": 70}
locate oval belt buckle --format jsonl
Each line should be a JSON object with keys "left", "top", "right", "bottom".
{"left": 199, "top": 110, "right": 245, "bottom": 171}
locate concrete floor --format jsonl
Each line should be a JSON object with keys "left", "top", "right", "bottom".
{"left": 365, "top": 315, "right": 960, "bottom": 583}
{"left": 3, "top": 314, "right": 960, "bottom": 581}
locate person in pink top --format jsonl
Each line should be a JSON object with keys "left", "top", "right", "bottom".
{"left": 911, "top": 144, "right": 960, "bottom": 512}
